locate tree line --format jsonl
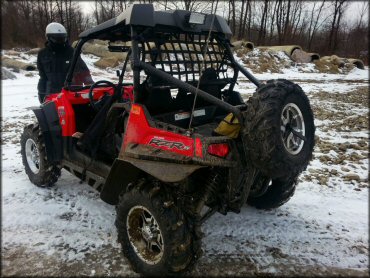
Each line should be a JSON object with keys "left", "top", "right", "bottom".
{"left": 1, "top": 0, "right": 368, "bottom": 62}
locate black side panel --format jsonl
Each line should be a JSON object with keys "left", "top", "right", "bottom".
{"left": 32, "top": 101, "right": 63, "bottom": 162}
{"left": 100, "top": 159, "right": 142, "bottom": 205}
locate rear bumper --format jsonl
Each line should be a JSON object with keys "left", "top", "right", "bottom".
{"left": 122, "top": 137, "right": 237, "bottom": 168}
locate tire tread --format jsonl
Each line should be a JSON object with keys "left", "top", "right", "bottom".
{"left": 244, "top": 79, "right": 315, "bottom": 180}
{"left": 115, "top": 181, "right": 201, "bottom": 275}
{"left": 21, "top": 123, "right": 60, "bottom": 187}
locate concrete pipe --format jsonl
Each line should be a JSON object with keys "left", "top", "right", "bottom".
{"left": 348, "top": 58, "right": 365, "bottom": 69}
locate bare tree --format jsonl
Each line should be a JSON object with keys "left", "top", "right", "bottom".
{"left": 230, "top": 0, "right": 236, "bottom": 35}
{"left": 1, "top": 0, "right": 368, "bottom": 64}
{"left": 355, "top": 1, "right": 369, "bottom": 29}
{"left": 306, "top": 1, "right": 328, "bottom": 50}
{"left": 237, "top": 0, "right": 246, "bottom": 39}
{"left": 156, "top": 1, "right": 208, "bottom": 12}
{"left": 268, "top": 1, "right": 279, "bottom": 44}
{"left": 1, "top": 0, "right": 89, "bottom": 48}
{"left": 257, "top": 0, "right": 269, "bottom": 45}
{"left": 344, "top": 1, "right": 369, "bottom": 60}
{"left": 328, "top": 0, "right": 348, "bottom": 52}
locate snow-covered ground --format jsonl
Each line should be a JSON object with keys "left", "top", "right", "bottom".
{"left": 1, "top": 52, "right": 369, "bottom": 276}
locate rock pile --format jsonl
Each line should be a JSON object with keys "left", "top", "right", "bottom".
{"left": 2, "top": 68, "right": 17, "bottom": 80}
{"left": 79, "top": 40, "right": 127, "bottom": 69}
{"left": 2, "top": 56, "right": 36, "bottom": 71}
{"left": 237, "top": 48, "right": 294, "bottom": 73}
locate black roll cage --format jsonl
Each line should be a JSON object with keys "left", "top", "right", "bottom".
{"left": 64, "top": 7, "right": 261, "bottom": 122}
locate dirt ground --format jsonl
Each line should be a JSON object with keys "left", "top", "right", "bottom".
{"left": 2, "top": 245, "right": 369, "bottom": 277}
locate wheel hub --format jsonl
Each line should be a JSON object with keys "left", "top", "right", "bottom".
{"left": 141, "top": 223, "right": 154, "bottom": 241}
{"left": 281, "top": 103, "right": 305, "bottom": 155}
{"left": 127, "top": 205, "right": 164, "bottom": 265}
{"left": 25, "top": 138, "right": 40, "bottom": 174}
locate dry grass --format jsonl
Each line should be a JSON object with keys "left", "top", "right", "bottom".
{"left": 313, "top": 60, "right": 340, "bottom": 74}
{"left": 240, "top": 49, "right": 293, "bottom": 73}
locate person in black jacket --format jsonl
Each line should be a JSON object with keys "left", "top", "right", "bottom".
{"left": 37, "top": 22, "right": 92, "bottom": 103}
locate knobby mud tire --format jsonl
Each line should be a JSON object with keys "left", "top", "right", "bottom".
{"left": 248, "top": 176, "right": 296, "bottom": 209}
{"left": 244, "top": 79, "right": 315, "bottom": 180}
{"left": 21, "top": 123, "right": 61, "bottom": 187}
{"left": 115, "top": 180, "right": 202, "bottom": 276}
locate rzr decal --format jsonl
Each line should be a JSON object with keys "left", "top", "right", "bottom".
{"left": 149, "top": 138, "right": 191, "bottom": 150}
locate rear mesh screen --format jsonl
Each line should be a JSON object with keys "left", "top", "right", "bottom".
{"left": 139, "top": 33, "right": 233, "bottom": 83}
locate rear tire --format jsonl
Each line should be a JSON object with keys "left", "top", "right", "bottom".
{"left": 115, "top": 180, "right": 201, "bottom": 276}
{"left": 21, "top": 123, "right": 61, "bottom": 187}
{"left": 247, "top": 176, "right": 296, "bottom": 209}
{"left": 244, "top": 79, "right": 315, "bottom": 180}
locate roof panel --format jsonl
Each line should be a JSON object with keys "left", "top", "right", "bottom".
{"left": 79, "top": 4, "right": 232, "bottom": 41}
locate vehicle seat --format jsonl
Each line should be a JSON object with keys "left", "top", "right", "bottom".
{"left": 143, "top": 77, "right": 174, "bottom": 115}
{"left": 199, "top": 67, "right": 222, "bottom": 99}
{"left": 78, "top": 94, "right": 115, "bottom": 157}
{"left": 175, "top": 67, "right": 222, "bottom": 109}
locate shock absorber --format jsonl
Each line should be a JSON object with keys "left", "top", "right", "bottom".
{"left": 195, "top": 168, "right": 224, "bottom": 214}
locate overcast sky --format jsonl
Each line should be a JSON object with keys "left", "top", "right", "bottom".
{"left": 80, "top": 1, "right": 368, "bottom": 27}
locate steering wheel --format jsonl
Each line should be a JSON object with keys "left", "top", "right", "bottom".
{"left": 88, "top": 80, "right": 117, "bottom": 111}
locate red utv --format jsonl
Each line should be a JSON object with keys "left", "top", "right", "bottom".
{"left": 21, "top": 4, "right": 315, "bottom": 275}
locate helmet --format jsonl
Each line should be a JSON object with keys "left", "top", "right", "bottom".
{"left": 45, "top": 22, "right": 67, "bottom": 44}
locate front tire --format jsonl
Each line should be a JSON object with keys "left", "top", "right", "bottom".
{"left": 21, "top": 123, "right": 61, "bottom": 187}
{"left": 244, "top": 79, "right": 315, "bottom": 180}
{"left": 115, "top": 180, "right": 201, "bottom": 275}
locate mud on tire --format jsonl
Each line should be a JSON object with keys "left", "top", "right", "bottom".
{"left": 21, "top": 123, "right": 61, "bottom": 187}
{"left": 115, "top": 180, "right": 201, "bottom": 276}
{"left": 244, "top": 79, "right": 315, "bottom": 180}
{"left": 248, "top": 174, "right": 296, "bottom": 209}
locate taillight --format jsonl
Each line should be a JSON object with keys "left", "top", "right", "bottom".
{"left": 207, "top": 143, "right": 230, "bottom": 158}
{"left": 195, "top": 138, "right": 203, "bottom": 157}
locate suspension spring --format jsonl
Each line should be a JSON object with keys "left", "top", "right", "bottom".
{"left": 196, "top": 168, "right": 224, "bottom": 213}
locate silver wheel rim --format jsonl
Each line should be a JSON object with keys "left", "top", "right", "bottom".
{"left": 127, "top": 205, "right": 164, "bottom": 265}
{"left": 281, "top": 103, "right": 305, "bottom": 155}
{"left": 25, "top": 138, "right": 40, "bottom": 174}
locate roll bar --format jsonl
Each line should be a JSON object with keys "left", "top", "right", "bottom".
{"left": 64, "top": 39, "right": 87, "bottom": 89}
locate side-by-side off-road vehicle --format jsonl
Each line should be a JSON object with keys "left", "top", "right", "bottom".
{"left": 21, "top": 4, "right": 315, "bottom": 275}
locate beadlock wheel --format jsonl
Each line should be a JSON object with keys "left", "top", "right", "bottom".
{"left": 244, "top": 79, "right": 315, "bottom": 180}
{"left": 21, "top": 123, "right": 61, "bottom": 187}
{"left": 25, "top": 138, "right": 40, "bottom": 174}
{"left": 115, "top": 182, "right": 202, "bottom": 275}
{"left": 280, "top": 103, "right": 305, "bottom": 155}
{"left": 126, "top": 205, "right": 164, "bottom": 265}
